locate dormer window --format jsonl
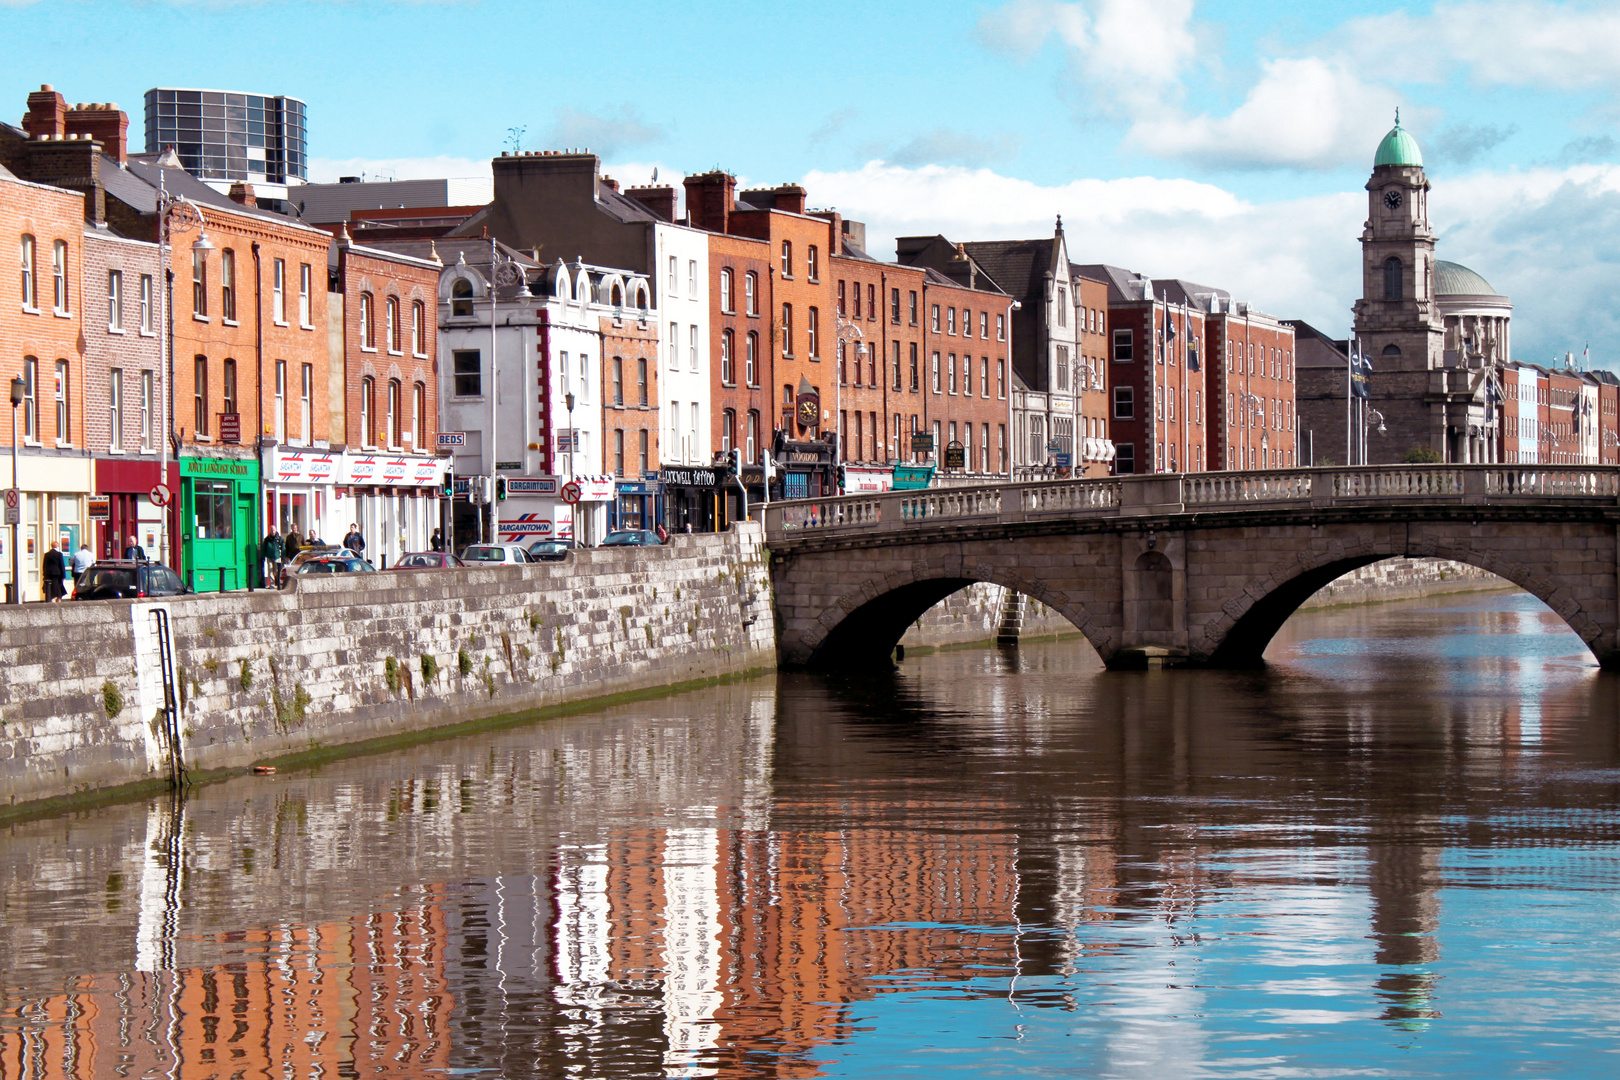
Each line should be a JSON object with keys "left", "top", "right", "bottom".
{"left": 451, "top": 278, "right": 473, "bottom": 317}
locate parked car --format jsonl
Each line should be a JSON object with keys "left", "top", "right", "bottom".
{"left": 460, "top": 543, "right": 534, "bottom": 564}
{"left": 601, "top": 529, "right": 665, "bottom": 547}
{"left": 526, "top": 540, "right": 574, "bottom": 562}
{"left": 392, "top": 551, "right": 466, "bottom": 570}
{"left": 293, "top": 556, "right": 375, "bottom": 576}
{"left": 73, "top": 560, "right": 191, "bottom": 600}
{"left": 278, "top": 545, "right": 358, "bottom": 586}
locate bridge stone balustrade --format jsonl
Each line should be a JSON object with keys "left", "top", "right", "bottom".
{"left": 765, "top": 465, "right": 1620, "bottom": 670}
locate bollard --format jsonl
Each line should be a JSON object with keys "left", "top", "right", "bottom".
{"left": 219, "top": 567, "right": 227, "bottom": 593}
{"left": 381, "top": 554, "right": 387, "bottom": 570}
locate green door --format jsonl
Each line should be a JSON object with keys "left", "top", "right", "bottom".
{"left": 186, "top": 479, "right": 238, "bottom": 591}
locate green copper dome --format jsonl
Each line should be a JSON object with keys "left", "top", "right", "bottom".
{"left": 1374, "top": 114, "right": 1423, "bottom": 168}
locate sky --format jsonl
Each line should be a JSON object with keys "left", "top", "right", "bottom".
{"left": 4, "top": 0, "right": 1620, "bottom": 364}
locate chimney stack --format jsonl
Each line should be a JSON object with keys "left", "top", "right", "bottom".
{"left": 625, "top": 184, "right": 677, "bottom": 222}
{"left": 683, "top": 171, "right": 736, "bottom": 234}
{"left": 23, "top": 84, "right": 66, "bottom": 139}
{"left": 742, "top": 184, "right": 808, "bottom": 215}
{"left": 64, "top": 102, "right": 128, "bottom": 164}
{"left": 228, "top": 182, "right": 257, "bottom": 208}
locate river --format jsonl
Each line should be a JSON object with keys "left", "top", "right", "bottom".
{"left": 2, "top": 587, "right": 1617, "bottom": 1078}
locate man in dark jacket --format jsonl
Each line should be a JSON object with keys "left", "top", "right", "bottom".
{"left": 42, "top": 540, "right": 66, "bottom": 602}
{"left": 342, "top": 523, "right": 365, "bottom": 555}
{"left": 261, "top": 529, "right": 284, "bottom": 588}
{"left": 124, "top": 534, "right": 145, "bottom": 561}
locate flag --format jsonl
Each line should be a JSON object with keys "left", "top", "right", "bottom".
{"left": 1584, "top": 342, "right": 1590, "bottom": 370}
{"left": 1351, "top": 342, "right": 1371, "bottom": 399}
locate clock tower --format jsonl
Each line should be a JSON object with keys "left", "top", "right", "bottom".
{"left": 1351, "top": 113, "right": 1489, "bottom": 462}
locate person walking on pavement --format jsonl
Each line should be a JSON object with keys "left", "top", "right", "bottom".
{"left": 42, "top": 539, "right": 65, "bottom": 602}
{"left": 69, "top": 542, "right": 93, "bottom": 593}
{"left": 284, "top": 526, "right": 302, "bottom": 559}
{"left": 261, "top": 528, "right": 284, "bottom": 588}
{"left": 306, "top": 528, "right": 322, "bottom": 548}
{"left": 124, "top": 534, "right": 145, "bottom": 561}
{"left": 342, "top": 523, "right": 365, "bottom": 556}
{"left": 430, "top": 528, "right": 444, "bottom": 553}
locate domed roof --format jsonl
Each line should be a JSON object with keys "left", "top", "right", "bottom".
{"left": 1434, "top": 260, "right": 1497, "bottom": 296}
{"left": 1374, "top": 115, "right": 1423, "bottom": 168}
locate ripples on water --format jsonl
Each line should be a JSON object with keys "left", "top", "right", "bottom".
{"left": 2, "top": 589, "right": 1618, "bottom": 1078}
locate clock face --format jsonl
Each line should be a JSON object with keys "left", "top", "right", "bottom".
{"left": 1384, "top": 189, "right": 1404, "bottom": 210}
{"left": 798, "top": 399, "right": 819, "bottom": 426}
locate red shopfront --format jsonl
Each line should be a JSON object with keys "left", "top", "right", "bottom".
{"left": 94, "top": 458, "right": 178, "bottom": 564}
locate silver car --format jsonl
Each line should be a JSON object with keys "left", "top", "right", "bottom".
{"left": 459, "top": 543, "right": 534, "bottom": 564}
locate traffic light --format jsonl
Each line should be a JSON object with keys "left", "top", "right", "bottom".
{"left": 837, "top": 463, "right": 848, "bottom": 492}
{"left": 494, "top": 476, "right": 508, "bottom": 501}
{"left": 728, "top": 447, "right": 743, "bottom": 476}
{"left": 440, "top": 468, "right": 454, "bottom": 499}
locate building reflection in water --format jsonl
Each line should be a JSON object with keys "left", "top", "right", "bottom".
{"left": 0, "top": 593, "right": 1617, "bottom": 1077}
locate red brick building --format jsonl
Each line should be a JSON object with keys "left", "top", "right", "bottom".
{"left": 920, "top": 269, "right": 1012, "bottom": 477}
{"left": 601, "top": 312, "right": 662, "bottom": 528}
{"left": 1205, "top": 304, "right": 1297, "bottom": 470}
{"left": 1074, "top": 274, "right": 1111, "bottom": 476}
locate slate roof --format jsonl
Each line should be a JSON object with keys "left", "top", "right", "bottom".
{"left": 959, "top": 238, "right": 1058, "bottom": 302}
{"left": 1072, "top": 263, "right": 1150, "bottom": 303}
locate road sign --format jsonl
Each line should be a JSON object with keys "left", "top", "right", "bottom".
{"left": 438, "top": 431, "right": 467, "bottom": 447}
{"left": 560, "top": 480, "right": 582, "bottom": 505}
{"left": 149, "top": 483, "right": 171, "bottom": 507}
{"left": 2, "top": 488, "right": 17, "bottom": 526}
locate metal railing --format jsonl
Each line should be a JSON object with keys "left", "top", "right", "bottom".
{"left": 764, "top": 464, "right": 1620, "bottom": 542}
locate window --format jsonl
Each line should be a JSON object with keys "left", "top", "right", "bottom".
{"left": 981, "top": 357, "right": 990, "bottom": 399}
{"left": 1113, "top": 328, "right": 1133, "bottom": 361}
{"left": 1056, "top": 286, "right": 1067, "bottom": 326}
{"left": 388, "top": 379, "right": 401, "bottom": 447}
{"left": 637, "top": 356, "right": 647, "bottom": 406}
{"left": 839, "top": 340, "right": 848, "bottom": 385}
{"left": 1057, "top": 345, "right": 1070, "bottom": 391}
{"left": 668, "top": 321, "right": 678, "bottom": 370}
{"left": 1383, "top": 256, "right": 1402, "bottom": 301}
{"left": 720, "top": 268, "right": 733, "bottom": 313}
{"left": 689, "top": 324, "right": 699, "bottom": 371}
{"left": 910, "top": 343, "right": 920, "bottom": 391}
{"left": 668, "top": 255, "right": 678, "bottom": 294}
{"left": 1115, "top": 443, "right": 1135, "bottom": 474}
{"left": 272, "top": 258, "right": 285, "bottom": 323}
{"left": 274, "top": 360, "right": 286, "bottom": 442}
{"left": 360, "top": 292, "right": 375, "bottom": 349}
{"left": 387, "top": 296, "right": 401, "bottom": 352}
{"left": 690, "top": 402, "right": 699, "bottom": 460}
{"left": 981, "top": 312, "right": 989, "bottom": 338}
{"left": 52, "top": 240, "right": 68, "bottom": 313}
{"left": 20, "top": 357, "right": 35, "bottom": 441}
{"left": 193, "top": 356, "right": 208, "bottom": 436}
{"left": 780, "top": 241, "right": 792, "bottom": 277}
{"left": 221, "top": 248, "right": 236, "bottom": 321}
{"left": 222, "top": 358, "right": 237, "bottom": 419}
{"left": 107, "top": 270, "right": 123, "bottom": 330}
{"left": 947, "top": 307, "right": 956, "bottom": 335}
{"left": 452, "top": 278, "right": 473, "bottom": 317}
{"left": 140, "top": 274, "right": 153, "bottom": 332}
{"left": 982, "top": 423, "right": 991, "bottom": 471}
{"left": 360, "top": 377, "right": 374, "bottom": 446}
{"left": 720, "top": 408, "right": 736, "bottom": 454}
{"left": 931, "top": 352, "right": 941, "bottom": 393}
{"left": 949, "top": 354, "right": 958, "bottom": 395}
{"left": 140, "top": 370, "right": 154, "bottom": 451}
{"left": 192, "top": 248, "right": 207, "bottom": 317}
{"left": 193, "top": 481, "right": 234, "bottom": 541}
{"left": 807, "top": 245, "right": 819, "bottom": 281}
{"left": 1113, "top": 386, "right": 1134, "bottom": 419}
{"left": 721, "top": 330, "right": 735, "bottom": 385}
{"left": 612, "top": 428, "right": 625, "bottom": 476}
{"left": 866, "top": 283, "right": 876, "bottom": 321}
{"left": 807, "top": 306, "right": 819, "bottom": 357}
{"left": 298, "top": 263, "right": 312, "bottom": 326}
{"left": 838, "top": 279, "right": 846, "bottom": 316}
{"left": 412, "top": 301, "right": 425, "bottom": 355}
{"left": 963, "top": 354, "right": 972, "bottom": 396}
{"left": 413, "top": 382, "right": 425, "bottom": 448}
{"left": 612, "top": 357, "right": 624, "bottom": 405}
{"left": 998, "top": 358, "right": 1006, "bottom": 399}
{"left": 689, "top": 259, "right": 697, "bottom": 295}
{"left": 20, "top": 235, "right": 36, "bottom": 310}
{"left": 782, "top": 304, "right": 793, "bottom": 356}
{"left": 997, "top": 313, "right": 1005, "bottom": 341}
{"left": 891, "top": 341, "right": 902, "bottom": 391}
{"left": 931, "top": 304, "right": 941, "bottom": 332}
{"left": 53, "top": 360, "right": 69, "bottom": 445}
{"left": 909, "top": 291, "right": 918, "bottom": 325}
{"left": 453, "top": 350, "right": 481, "bottom": 396}
{"left": 639, "top": 428, "right": 650, "bottom": 474}
{"left": 891, "top": 287, "right": 901, "bottom": 324}
{"left": 745, "top": 332, "right": 758, "bottom": 385}
{"left": 744, "top": 271, "right": 757, "bottom": 315}
{"left": 747, "top": 410, "right": 760, "bottom": 463}
{"left": 299, "top": 364, "right": 312, "bottom": 444}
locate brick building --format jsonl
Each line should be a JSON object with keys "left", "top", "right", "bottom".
{"left": 600, "top": 307, "right": 663, "bottom": 530}
{"left": 1286, "top": 318, "right": 1350, "bottom": 465}
{"left": 1204, "top": 300, "right": 1297, "bottom": 470}
{"left": 1072, "top": 273, "right": 1113, "bottom": 477}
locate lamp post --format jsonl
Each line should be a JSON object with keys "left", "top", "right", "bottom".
{"left": 155, "top": 173, "right": 212, "bottom": 568}
{"left": 9, "top": 376, "right": 23, "bottom": 604}
{"left": 1362, "top": 406, "right": 1386, "bottom": 465}
{"left": 834, "top": 317, "right": 863, "bottom": 489}
{"left": 564, "top": 392, "right": 576, "bottom": 479}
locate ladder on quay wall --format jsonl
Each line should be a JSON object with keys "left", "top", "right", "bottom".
{"left": 996, "top": 587, "right": 1024, "bottom": 647}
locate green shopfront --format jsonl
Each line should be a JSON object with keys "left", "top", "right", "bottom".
{"left": 179, "top": 456, "right": 261, "bottom": 592}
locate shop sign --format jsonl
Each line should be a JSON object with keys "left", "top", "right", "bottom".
{"left": 576, "top": 475, "right": 617, "bottom": 501}
{"left": 910, "top": 432, "right": 934, "bottom": 453}
{"left": 270, "top": 450, "right": 336, "bottom": 485}
{"left": 496, "top": 460, "right": 523, "bottom": 471}
{"left": 843, "top": 468, "right": 893, "bottom": 493}
{"left": 659, "top": 467, "right": 720, "bottom": 488}
{"left": 1053, "top": 452, "right": 1073, "bottom": 467}
{"left": 438, "top": 431, "right": 467, "bottom": 447}
{"left": 944, "top": 443, "right": 966, "bottom": 469}
{"left": 508, "top": 478, "right": 559, "bottom": 495}
{"left": 219, "top": 413, "right": 241, "bottom": 444}
{"left": 345, "top": 454, "right": 443, "bottom": 488}
{"left": 499, "top": 511, "right": 572, "bottom": 542}
{"left": 616, "top": 481, "right": 657, "bottom": 495}
{"left": 87, "top": 496, "right": 111, "bottom": 521}
{"left": 182, "top": 457, "right": 256, "bottom": 479}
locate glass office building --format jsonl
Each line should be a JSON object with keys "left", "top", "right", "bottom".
{"left": 143, "top": 88, "right": 306, "bottom": 184}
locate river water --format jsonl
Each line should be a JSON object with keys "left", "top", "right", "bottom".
{"left": 2, "top": 588, "right": 1618, "bottom": 1078}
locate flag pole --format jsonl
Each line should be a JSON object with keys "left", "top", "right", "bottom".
{"left": 1346, "top": 339, "right": 1353, "bottom": 467}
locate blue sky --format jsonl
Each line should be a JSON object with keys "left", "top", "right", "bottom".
{"left": 6, "top": 0, "right": 1620, "bottom": 362}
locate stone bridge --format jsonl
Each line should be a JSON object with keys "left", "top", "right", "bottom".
{"left": 763, "top": 466, "right": 1620, "bottom": 669}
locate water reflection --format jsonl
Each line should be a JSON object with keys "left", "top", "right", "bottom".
{"left": 2, "top": 592, "right": 1619, "bottom": 1078}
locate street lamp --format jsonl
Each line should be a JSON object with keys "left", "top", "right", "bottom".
{"left": 1362, "top": 407, "right": 1386, "bottom": 465}
{"left": 564, "top": 391, "right": 576, "bottom": 479}
{"left": 834, "top": 316, "right": 864, "bottom": 486}
{"left": 9, "top": 376, "right": 23, "bottom": 604}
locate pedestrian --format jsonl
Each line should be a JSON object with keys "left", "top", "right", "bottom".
{"left": 69, "top": 542, "right": 93, "bottom": 592}
{"left": 342, "top": 522, "right": 365, "bottom": 555}
{"left": 430, "top": 528, "right": 444, "bottom": 553}
{"left": 42, "top": 540, "right": 65, "bottom": 602}
{"left": 261, "top": 528, "right": 284, "bottom": 588}
{"left": 306, "top": 527, "right": 322, "bottom": 548}
{"left": 284, "top": 527, "right": 302, "bottom": 559}
{"left": 654, "top": 523, "right": 669, "bottom": 544}
{"left": 124, "top": 534, "right": 145, "bottom": 561}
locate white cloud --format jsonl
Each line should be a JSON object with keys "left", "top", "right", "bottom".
{"left": 803, "top": 159, "right": 1620, "bottom": 364}
{"left": 547, "top": 106, "right": 662, "bottom": 158}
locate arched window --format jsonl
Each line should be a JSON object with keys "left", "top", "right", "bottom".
{"left": 1382, "top": 343, "right": 1402, "bottom": 357}
{"left": 1383, "top": 256, "right": 1402, "bottom": 301}
{"left": 412, "top": 301, "right": 425, "bottom": 355}
{"left": 386, "top": 296, "right": 400, "bottom": 352}
{"left": 744, "top": 272, "right": 757, "bottom": 315}
{"left": 637, "top": 283, "right": 648, "bottom": 310}
{"left": 451, "top": 278, "right": 473, "bottom": 317}
{"left": 719, "top": 268, "right": 733, "bottom": 313}
{"left": 721, "top": 329, "right": 735, "bottom": 385}
{"left": 611, "top": 282, "right": 623, "bottom": 307}
{"left": 745, "top": 331, "right": 758, "bottom": 386}
{"left": 387, "top": 379, "right": 401, "bottom": 446}
{"left": 746, "top": 409, "right": 759, "bottom": 463}
{"left": 19, "top": 234, "right": 36, "bottom": 309}
{"left": 360, "top": 377, "right": 374, "bottom": 446}
{"left": 360, "top": 291, "right": 375, "bottom": 347}
{"left": 721, "top": 408, "right": 736, "bottom": 453}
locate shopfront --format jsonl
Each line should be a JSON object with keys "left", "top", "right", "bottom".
{"left": 341, "top": 453, "right": 445, "bottom": 568}
{"left": 263, "top": 447, "right": 339, "bottom": 548}
{"left": 0, "top": 456, "right": 93, "bottom": 602}
{"left": 571, "top": 475, "right": 616, "bottom": 546}
{"left": 659, "top": 466, "right": 723, "bottom": 533}
{"left": 612, "top": 478, "right": 660, "bottom": 532}
{"left": 496, "top": 477, "right": 573, "bottom": 548}
{"left": 843, "top": 466, "right": 894, "bottom": 494}
{"left": 179, "top": 455, "right": 260, "bottom": 592}
{"left": 94, "top": 458, "right": 176, "bottom": 564}
{"left": 770, "top": 433, "right": 837, "bottom": 502}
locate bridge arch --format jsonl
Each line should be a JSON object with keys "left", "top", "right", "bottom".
{"left": 800, "top": 564, "right": 1110, "bottom": 668}
{"left": 1198, "top": 543, "right": 1606, "bottom": 667}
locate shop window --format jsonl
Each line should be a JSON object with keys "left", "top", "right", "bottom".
{"left": 193, "top": 480, "right": 234, "bottom": 539}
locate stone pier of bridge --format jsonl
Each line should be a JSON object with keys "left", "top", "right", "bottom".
{"left": 764, "top": 467, "right": 1620, "bottom": 670}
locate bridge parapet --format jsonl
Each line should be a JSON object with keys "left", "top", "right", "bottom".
{"left": 765, "top": 465, "right": 1620, "bottom": 546}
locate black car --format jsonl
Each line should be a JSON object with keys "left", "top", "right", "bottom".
{"left": 600, "top": 529, "right": 664, "bottom": 547}
{"left": 526, "top": 540, "right": 574, "bottom": 562}
{"left": 73, "top": 560, "right": 192, "bottom": 600}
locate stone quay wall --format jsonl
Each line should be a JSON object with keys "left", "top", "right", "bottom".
{"left": 1297, "top": 557, "right": 1505, "bottom": 609}
{"left": 902, "top": 583, "right": 1075, "bottom": 650}
{"left": 0, "top": 526, "right": 774, "bottom": 811}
